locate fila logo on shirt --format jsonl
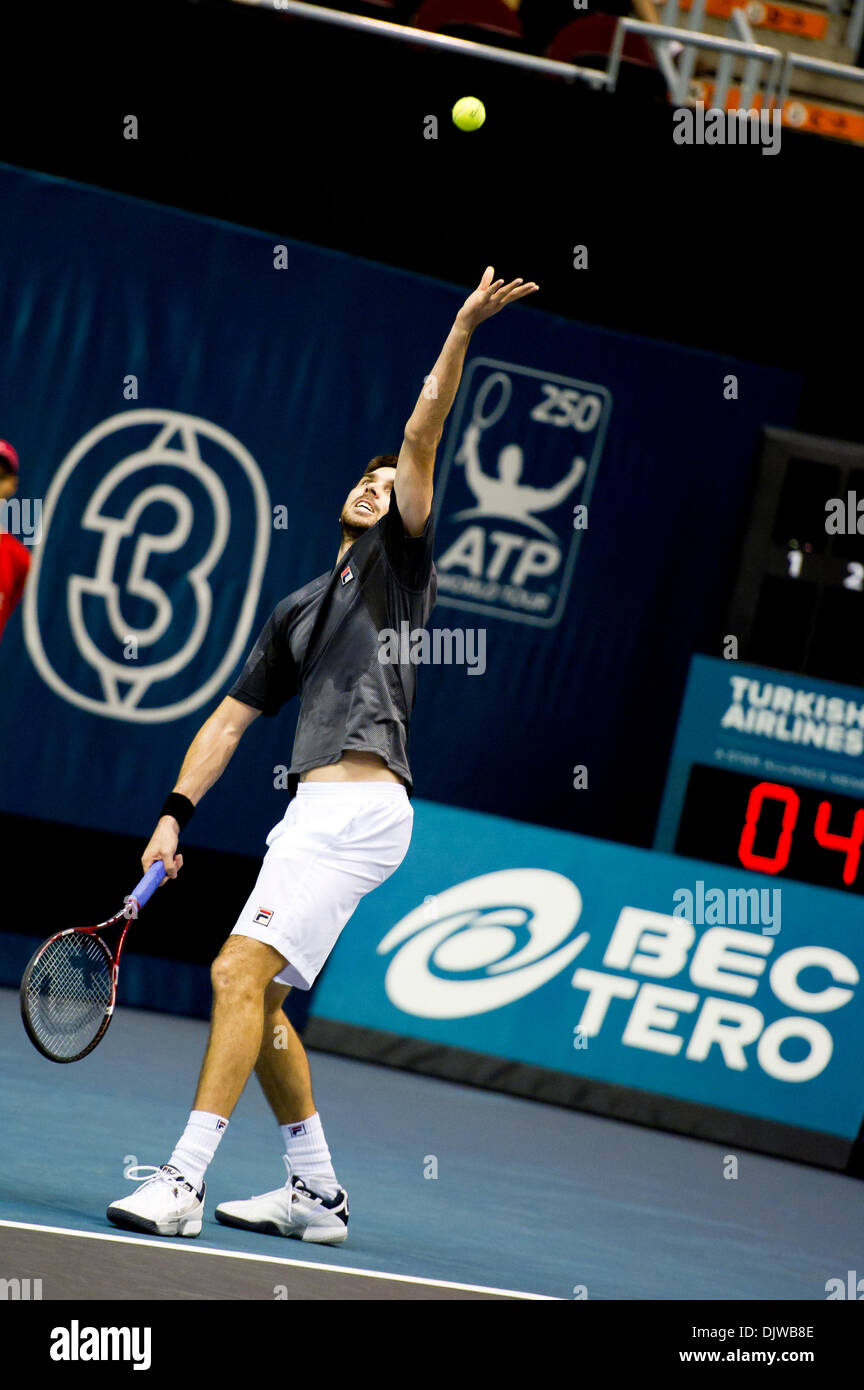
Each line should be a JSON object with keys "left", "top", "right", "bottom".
{"left": 340, "top": 564, "right": 354, "bottom": 586}
{"left": 253, "top": 907, "right": 274, "bottom": 926}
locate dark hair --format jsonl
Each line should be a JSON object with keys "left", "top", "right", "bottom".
{"left": 364, "top": 454, "right": 399, "bottom": 476}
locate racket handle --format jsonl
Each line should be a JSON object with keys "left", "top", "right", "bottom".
{"left": 125, "top": 860, "right": 167, "bottom": 914}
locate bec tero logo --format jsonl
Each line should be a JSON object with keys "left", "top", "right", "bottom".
{"left": 24, "top": 411, "right": 271, "bottom": 722}
{"left": 377, "top": 869, "right": 589, "bottom": 1018}
{"left": 379, "top": 878, "right": 858, "bottom": 1082}
{"left": 432, "top": 358, "right": 611, "bottom": 627}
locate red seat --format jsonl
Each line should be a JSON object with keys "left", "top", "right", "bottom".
{"left": 547, "top": 15, "right": 656, "bottom": 69}
{"left": 323, "top": 0, "right": 406, "bottom": 17}
{"left": 412, "top": 0, "right": 524, "bottom": 42}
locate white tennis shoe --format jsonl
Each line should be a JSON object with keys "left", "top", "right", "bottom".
{"left": 107, "top": 1164, "right": 205, "bottom": 1237}
{"left": 215, "top": 1156, "right": 349, "bottom": 1244}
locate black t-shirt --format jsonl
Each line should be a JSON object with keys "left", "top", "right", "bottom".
{"left": 228, "top": 487, "right": 437, "bottom": 798}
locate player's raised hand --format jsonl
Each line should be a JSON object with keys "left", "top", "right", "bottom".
{"left": 457, "top": 266, "right": 538, "bottom": 330}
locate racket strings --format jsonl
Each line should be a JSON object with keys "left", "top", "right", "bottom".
{"left": 25, "top": 933, "right": 113, "bottom": 1059}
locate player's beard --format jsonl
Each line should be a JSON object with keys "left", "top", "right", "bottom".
{"left": 340, "top": 503, "right": 375, "bottom": 541}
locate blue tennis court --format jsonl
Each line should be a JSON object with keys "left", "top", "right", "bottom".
{"left": 1, "top": 987, "right": 860, "bottom": 1301}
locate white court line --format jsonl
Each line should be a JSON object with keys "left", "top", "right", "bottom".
{"left": 0, "top": 1218, "right": 557, "bottom": 1300}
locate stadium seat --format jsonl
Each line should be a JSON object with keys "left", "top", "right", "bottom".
{"left": 325, "top": 0, "right": 405, "bottom": 15}
{"left": 358, "top": 0, "right": 412, "bottom": 13}
{"left": 547, "top": 15, "right": 657, "bottom": 70}
{"left": 411, "top": 0, "right": 525, "bottom": 50}
{"left": 321, "top": 0, "right": 415, "bottom": 21}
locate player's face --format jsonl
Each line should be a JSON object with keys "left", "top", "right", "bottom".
{"left": 0, "top": 467, "right": 18, "bottom": 501}
{"left": 340, "top": 467, "right": 396, "bottom": 532}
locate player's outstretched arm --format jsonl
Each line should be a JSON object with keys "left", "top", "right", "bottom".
{"left": 397, "top": 266, "right": 538, "bottom": 536}
{"left": 142, "top": 696, "right": 261, "bottom": 879}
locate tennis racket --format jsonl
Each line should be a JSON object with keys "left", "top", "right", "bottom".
{"left": 20, "top": 860, "right": 167, "bottom": 1063}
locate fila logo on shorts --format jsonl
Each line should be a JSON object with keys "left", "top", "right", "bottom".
{"left": 340, "top": 564, "right": 354, "bottom": 586}
{"left": 253, "top": 907, "right": 274, "bottom": 926}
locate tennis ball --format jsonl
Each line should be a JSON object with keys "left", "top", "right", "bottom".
{"left": 452, "top": 97, "right": 485, "bottom": 132}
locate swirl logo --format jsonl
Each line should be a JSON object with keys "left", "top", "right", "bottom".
{"left": 377, "top": 869, "right": 588, "bottom": 1018}
{"left": 24, "top": 410, "right": 271, "bottom": 722}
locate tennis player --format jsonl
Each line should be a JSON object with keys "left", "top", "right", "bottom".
{"left": 107, "top": 268, "right": 538, "bottom": 1241}
{"left": 0, "top": 442, "right": 31, "bottom": 646}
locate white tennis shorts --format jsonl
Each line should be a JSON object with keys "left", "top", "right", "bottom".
{"left": 230, "top": 782, "right": 414, "bottom": 990}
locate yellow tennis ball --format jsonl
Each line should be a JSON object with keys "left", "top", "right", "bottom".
{"left": 452, "top": 97, "right": 485, "bottom": 132}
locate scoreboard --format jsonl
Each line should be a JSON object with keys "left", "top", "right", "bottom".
{"left": 657, "top": 427, "right": 864, "bottom": 897}
{"left": 674, "top": 762, "right": 864, "bottom": 896}
{"left": 727, "top": 426, "right": 864, "bottom": 684}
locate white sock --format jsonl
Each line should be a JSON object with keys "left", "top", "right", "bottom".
{"left": 168, "top": 1110, "right": 229, "bottom": 1190}
{"left": 280, "top": 1112, "right": 339, "bottom": 1198}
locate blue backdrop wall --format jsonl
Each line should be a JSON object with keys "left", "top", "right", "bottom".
{"left": 0, "top": 165, "right": 801, "bottom": 856}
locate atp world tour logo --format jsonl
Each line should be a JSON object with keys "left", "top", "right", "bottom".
{"left": 24, "top": 410, "right": 271, "bottom": 721}
{"left": 433, "top": 358, "right": 611, "bottom": 626}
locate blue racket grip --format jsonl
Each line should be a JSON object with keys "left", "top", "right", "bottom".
{"left": 125, "top": 860, "right": 167, "bottom": 913}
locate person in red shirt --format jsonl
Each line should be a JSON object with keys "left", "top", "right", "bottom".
{"left": 0, "top": 441, "right": 31, "bottom": 644}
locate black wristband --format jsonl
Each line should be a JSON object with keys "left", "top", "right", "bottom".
{"left": 160, "top": 792, "right": 196, "bottom": 831}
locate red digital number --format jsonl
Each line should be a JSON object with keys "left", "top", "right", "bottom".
{"left": 738, "top": 781, "right": 800, "bottom": 874}
{"left": 813, "top": 800, "right": 864, "bottom": 886}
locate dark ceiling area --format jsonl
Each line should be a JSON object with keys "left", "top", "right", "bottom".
{"left": 3, "top": 0, "right": 862, "bottom": 441}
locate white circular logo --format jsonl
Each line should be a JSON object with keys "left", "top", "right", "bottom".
{"left": 784, "top": 102, "right": 808, "bottom": 128}
{"left": 24, "top": 410, "right": 271, "bottom": 722}
{"left": 377, "top": 869, "right": 588, "bottom": 1018}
